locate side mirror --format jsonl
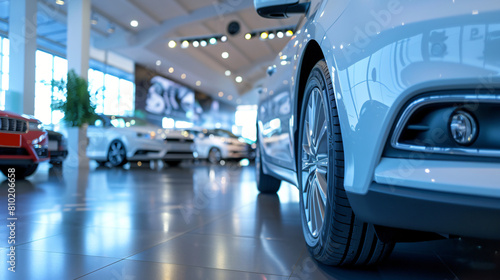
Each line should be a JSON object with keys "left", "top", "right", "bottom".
{"left": 254, "top": 0, "right": 310, "bottom": 19}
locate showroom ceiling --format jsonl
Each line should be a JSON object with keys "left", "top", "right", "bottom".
{"left": 25, "top": 0, "right": 301, "bottom": 105}
{"left": 90, "top": 0, "right": 301, "bottom": 105}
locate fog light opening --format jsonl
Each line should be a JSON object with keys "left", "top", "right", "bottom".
{"left": 449, "top": 110, "right": 478, "bottom": 146}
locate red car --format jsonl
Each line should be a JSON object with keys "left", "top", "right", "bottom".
{"left": 0, "top": 111, "right": 49, "bottom": 179}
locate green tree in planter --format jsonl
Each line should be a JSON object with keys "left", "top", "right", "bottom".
{"left": 51, "top": 70, "right": 97, "bottom": 127}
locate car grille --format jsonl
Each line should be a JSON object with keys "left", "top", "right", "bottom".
{"left": 0, "top": 117, "right": 28, "bottom": 133}
{"left": 0, "top": 147, "right": 29, "bottom": 156}
{"left": 165, "top": 138, "right": 194, "bottom": 144}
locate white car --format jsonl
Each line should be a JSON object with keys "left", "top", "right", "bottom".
{"left": 87, "top": 116, "right": 195, "bottom": 167}
{"left": 254, "top": 0, "right": 500, "bottom": 267}
{"left": 192, "top": 129, "right": 254, "bottom": 164}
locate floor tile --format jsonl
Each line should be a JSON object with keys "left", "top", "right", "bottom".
{"left": 0, "top": 249, "right": 119, "bottom": 280}
{"left": 78, "top": 259, "right": 291, "bottom": 280}
{"left": 129, "top": 232, "right": 306, "bottom": 276}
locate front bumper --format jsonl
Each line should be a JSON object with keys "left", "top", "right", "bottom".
{"left": 347, "top": 158, "right": 500, "bottom": 239}
{"left": 348, "top": 182, "right": 500, "bottom": 240}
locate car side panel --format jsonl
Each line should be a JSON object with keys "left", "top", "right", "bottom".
{"left": 321, "top": 0, "right": 500, "bottom": 196}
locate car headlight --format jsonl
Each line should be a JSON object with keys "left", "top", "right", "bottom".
{"left": 29, "top": 122, "right": 44, "bottom": 131}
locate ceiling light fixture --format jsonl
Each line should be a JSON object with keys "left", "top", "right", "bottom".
{"left": 91, "top": 14, "right": 98, "bottom": 25}
{"left": 260, "top": 32, "right": 269, "bottom": 40}
{"left": 55, "top": 0, "right": 65, "bottom": 5}
{"left": 277, "top": 31, "right": 284, "bottom": 38}
{"left": 221, "top": 52, "right": 229, "bottom": 59}
{"left": 181, "top": 74, "right": 186, "bottom": 79}
{"left": 107, "top": 23, "right": 116, "bottom": 34}
{"left": 156, "top": 60, "right": 162, "bottom": 66}
{"left": 268, "top": 32, "right": 275, "bottom": 40}
{"left": 181, "top": 40, "right": 190, "bottom": 49}
{"left": 130, "top": 20, "right": 139, "bottom": 27}
{"left": 168, "top": 40, "right": 177, "bottom": 48}
{"left": 168, "top": 67, "right": 174, "bottom": 73}
{"left": 209, "top": 38, "right": 217, "bottom": 45}
{"left": 225, "top": 70, "right": 231, "bottom": 76}
{"left": 235, "top": 76, "right": 243, "bottom": 83}
{"left": 221, "top": 35, "right": 228, "bottom": 42}
{"left": 196, "top": 81, "right": 201, "bottom": 86}
{"left": 228, "top": 95, "right": 233, "bottom": 101}
{"left": 192, "top": 41, "right": 200, "bottom": 48}
{"left": 286, "top": 30, "right": 294, "bottom": 37}
{"left": 218, "top": 92, "right": 224, "bottom": 97}
{"left": 245, "top": 33, "right": 252, "bottom": 40}
{"left": 200, "top": 40, "right": 207, "bottom": 47}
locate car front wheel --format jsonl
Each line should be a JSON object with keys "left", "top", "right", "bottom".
{"left": 298, "top": 60, "right": 394, "bottom": 266}
{"left": 107, "top": 140, "right": 127, "bottom": 167}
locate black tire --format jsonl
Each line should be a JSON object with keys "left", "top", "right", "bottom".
{"left": 1, "top": 164, "right": 38, "bottom": 179}
{"left": 107, "top": 140, "right": 127, "bottom": 167}
{"left": 297, "top": 60, "right": 394, "bottom": 267}
{"left": 207, "top": 148, "right": 222, "bottom": 164}
{"left": 255, "top": 143, "right": 281, "bottom": 193}
{"left": 164, "top": 160, "right": 181, "bottom": 167}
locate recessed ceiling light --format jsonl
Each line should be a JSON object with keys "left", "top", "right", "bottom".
{"left": 168, "top": 67, "right": 174, "bottom": 73}
{"left": 107, "top": 23, "right": 116, "bottom": 34}
{"left": 277, "top": 31, "right": 284, "bottom": 38}
{"left": 91, "top": 14, "right": 98, "bottom": 25}
{"left": 218, "top": 92, "right": 224, "bottom": 97}
{"left": 225, "top": 70, "right": 231, "bottom": 76}
{"left": 200, "top": 40, "right": 207, "bottom": 47}
{"left": 181, "top": 40, "right": 189, "bottom": 49}
{"left": 221, "top": 52, "right": 229, "bottom": 59}
{"left": 55, "top": 0, "right": 65, "bottom": 5}
{"left": 245, "top": 33, "right": 252, "bottom": 40}
{"left": 228, "top": 95, "right": 233, "bottom": 101}
{"left": 221, "top": 36, "right": 228, "bottom": 42}
{"left": 181, "top": 74, "right": 186, "bottom": 79}
{"left": 268, "top": 33, "right": 275, "bottom": 40}
{"left": 286, "top": 30, "right": 294, "bottom": 37}
{"left": 156, "top": 60, "right": 162, "bottom": 66}
{"left": 196, "top": 81, "right": 201, "bottom": 86}
{"left": 168, "top": 40, "right": 177, "bottom": 48}
{"left": 235, "top": 76, "right": 243, "bottom": 83}
{"left": 130, "top": 20, "right": 139, "bottom": 27}
{"left": 209, "top": 38, "right": 217, "bottom": 45}
{"left": 192, "top": 41, "right": 199, "bottom": 48}
{"left": 260, "top": 32, "right": 269, "bottom": 40}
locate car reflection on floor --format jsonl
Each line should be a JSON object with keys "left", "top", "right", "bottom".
{"left": 0, "top": 162, "right": 498, "bottom": 279}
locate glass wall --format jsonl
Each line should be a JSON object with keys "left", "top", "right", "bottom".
{"left": 33, "top": 48, "right": 135, "bottom": 124}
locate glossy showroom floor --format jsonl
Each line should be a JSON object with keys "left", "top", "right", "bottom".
{"left": 1, "top": 161, "right": 499, "bottom": 280}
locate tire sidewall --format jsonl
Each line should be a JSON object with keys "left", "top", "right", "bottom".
{"left": 298, "top": 61, "right": 337, "bottom": 257}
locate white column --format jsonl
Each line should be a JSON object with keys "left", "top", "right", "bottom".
{"left": 7, "top": 0, "right": 37, "bottom": 115}
{"left": 67, "top": 0, "right": 91, "bottom": 80}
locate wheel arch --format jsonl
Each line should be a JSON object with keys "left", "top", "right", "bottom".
{"left": 293, "top": 40, "right": 326, "bottom": 166}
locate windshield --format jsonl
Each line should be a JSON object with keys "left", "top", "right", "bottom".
{"left": 211, "top": 129, "right": 238, "bottom": 138}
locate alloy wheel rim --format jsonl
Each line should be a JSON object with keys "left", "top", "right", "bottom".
{"left": 301, "top": 87, "right": 329, "bottom": 237}
{"left": 109, "top": 142, "right": 125, "bottom": 165}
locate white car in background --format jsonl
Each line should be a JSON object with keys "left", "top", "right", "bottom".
{"left": 192, "top": 129, "right": 255, "bottom": 164}
{"left": 87, "top": 116, "right": 195, "bottom": 167}
{"left": 254, "top": 0, "right": 500, "bottom": 268}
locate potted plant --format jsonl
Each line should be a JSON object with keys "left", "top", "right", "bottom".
{"left": 51, "top": 69, "right": 97, "bottom": 168}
